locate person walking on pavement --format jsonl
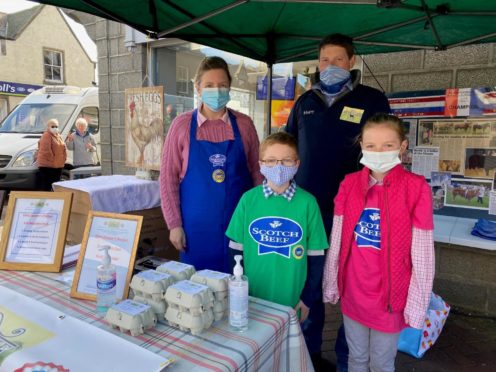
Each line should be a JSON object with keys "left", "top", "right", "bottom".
{"left": 65, "top": 118, "right": 97, "bottom": 170}
{"left": 160, "top": 56, "right": 262, "bottom": 273}
{"left": 37, "top": 118, "right": 67, "bottom": 191}
{"left": 285, "top": 33, "right": 391, "bottom": 371}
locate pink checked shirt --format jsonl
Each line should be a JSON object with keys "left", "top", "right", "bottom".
{"left": 160, "top": 107, "right": 263, "bottom": 230}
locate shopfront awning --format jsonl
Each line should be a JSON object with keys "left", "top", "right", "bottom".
{"left": 32, "top": 0, "right": 496, "bottom": 64}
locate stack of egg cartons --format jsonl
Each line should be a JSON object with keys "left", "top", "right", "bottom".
{"left": 156, "top": 261, "right": 196, "bottom": 282}
{"left": 129, "top": 269, "right": 176, "bottom": 323}
{"left": 190, "top": 270, "right": 229, "bottom": 321}
{"left": 164, "top": 280, "right": 215, "bottom": 335}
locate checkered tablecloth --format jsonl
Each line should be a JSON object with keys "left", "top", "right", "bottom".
{"left": 0, "top": 270, "right": 313, "bottom": 372}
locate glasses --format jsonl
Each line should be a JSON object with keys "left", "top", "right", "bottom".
{"left": 260, "top": 159, "right": 297, "bottom": 167}
{"left": 51, "top": 126, "right": 58, "bottom": 128}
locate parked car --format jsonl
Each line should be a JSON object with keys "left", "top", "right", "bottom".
{"left": 0, "top": 86, "right": 100, "bottom": 190}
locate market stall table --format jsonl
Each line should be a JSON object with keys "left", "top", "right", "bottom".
{"left": 0, "top": 270, "right": 313, "bottom": 372}
{"left": 52, "top": 175, "right": 175, "bottom": 260}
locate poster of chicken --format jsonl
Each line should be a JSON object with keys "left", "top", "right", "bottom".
{"left": 125, "top": 86, "right": 164, "bottom": 170}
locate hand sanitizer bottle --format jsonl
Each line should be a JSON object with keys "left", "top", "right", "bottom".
{"left": 96, "top": 245, "right": 117, "bottom": 313}
{"left": 229, "top": 255, "right": 248, "bottom": 332}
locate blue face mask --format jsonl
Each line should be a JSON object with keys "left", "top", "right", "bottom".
{"left": 201, "top": 88, "right": 230, "bottom": 112}
{"left": 260, "top": 164, "right": 298, "bottom": 187}
{"left": 319, "top": 65, "right": 351, "bottom": 94}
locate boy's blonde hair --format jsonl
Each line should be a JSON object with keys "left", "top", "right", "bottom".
{"left": 260, "top": 131, "right": 298, "bottom": 159}
{"left": 361, "top": 113, "right": 406, "bottom": 142}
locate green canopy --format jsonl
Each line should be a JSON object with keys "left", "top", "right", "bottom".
{"left": 34, "top": 0, "right": 496, "bottom": 64}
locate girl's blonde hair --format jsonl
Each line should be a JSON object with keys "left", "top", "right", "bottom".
{"left": 360, "top": 113, "right": 406, "bottom": 142}
{"left": 194, "top": 56, "right": 232, "bottom": 86}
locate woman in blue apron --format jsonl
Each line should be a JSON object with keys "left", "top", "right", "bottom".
{"left": 160, "top": 56, "right": 261, "bottom": 273}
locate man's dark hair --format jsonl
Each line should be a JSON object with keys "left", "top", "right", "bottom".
{"left": 318, "top": 33, "right": 355, "bottom": 58}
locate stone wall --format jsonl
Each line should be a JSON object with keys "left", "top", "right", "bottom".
{"left": 362, "top": 44, "right": 496, "bottom": 93}
{"left": 434, "top": 243, "right": 496, "bottom": 316}
{"left": 70, "top": 13, "right": 146, "bottom": 176}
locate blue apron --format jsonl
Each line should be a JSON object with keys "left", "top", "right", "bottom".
{"left": 180, "top": 109, "right": 252, "bottom": 273}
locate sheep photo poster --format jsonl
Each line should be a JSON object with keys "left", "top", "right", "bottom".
{"left": 125, "top": 86, "right": 164, "bottom": 170}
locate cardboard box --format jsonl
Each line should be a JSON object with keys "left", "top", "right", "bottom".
{"left": 53, "top": 185, "right": 178, "bottom": 261}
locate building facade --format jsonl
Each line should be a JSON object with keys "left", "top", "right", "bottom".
{"left": 0, "top": 5, "right": 95, "bottom": 121}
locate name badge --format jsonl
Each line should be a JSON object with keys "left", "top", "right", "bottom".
{"left": 212, "top": 169, "right": 225, "bottom": 183}
{"left": 340, "top": 106, "right": 364, "bottom": 124}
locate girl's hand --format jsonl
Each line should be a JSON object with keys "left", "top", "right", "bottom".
{"left": 295, "top": 300, "right": 310, "bottom": 323}
{"left": 169, "top": 227, "right": 186, "bottom": 252}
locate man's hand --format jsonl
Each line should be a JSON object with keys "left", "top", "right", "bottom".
{"left": 295, "top": 300, "right": 310, "bottom": 323}
{"left": 169, "top": 227, "right": 186, "bottom": 252}
{"left": 66, "top": 133, "right": 74, "bottom": 142}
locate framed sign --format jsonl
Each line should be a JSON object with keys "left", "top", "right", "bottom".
{"left": 0, "top": 189, "right": 6, "bottom": 218}
{"left": 0, "top": 191, "right": 73, "bottom": 272}
{"left": 71, "top": 211, "right": 143, "bottom": 301}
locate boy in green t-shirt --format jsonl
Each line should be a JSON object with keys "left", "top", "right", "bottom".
{"left": 226, "top": 132, "right": 328, "bottom": 325}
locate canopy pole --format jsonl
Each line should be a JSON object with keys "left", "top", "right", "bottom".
{"left": 266, "top": 63, "right": 273, "bottom": 138}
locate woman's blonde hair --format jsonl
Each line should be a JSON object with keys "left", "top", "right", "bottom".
{"left": 46, "top": 118, "right": 59, "bottom": 129}
{"left": 194, "top": 56, "right": 232, "bottom": 86}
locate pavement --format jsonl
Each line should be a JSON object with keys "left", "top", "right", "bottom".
{"left": 322, "top": 304, "right": 496, "bottom": 372}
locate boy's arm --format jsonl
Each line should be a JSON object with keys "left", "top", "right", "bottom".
{"left": 300, "top": 196, "right": 328, "bottom": 308}
{"left": 300, "top": 252, "right": 325, "bottom": 307}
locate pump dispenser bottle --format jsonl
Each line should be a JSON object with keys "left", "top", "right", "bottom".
{"left": 96, "top": 245, "right": 117, "bottom": 313}
{"left": 228, "top": 255, "right": 249, "bottom": 332}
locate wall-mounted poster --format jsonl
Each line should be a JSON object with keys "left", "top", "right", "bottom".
{"left": 417, "top": 118, "right": 496, "bottom": 176}
{"left": 125, "top": 86, "right": 164, "bottom": 170}
{"left": 464, "top": 148, "right": 496, "bottom": 179}
{"left": 444, "top": 178, "right": 492, "bottom": 210}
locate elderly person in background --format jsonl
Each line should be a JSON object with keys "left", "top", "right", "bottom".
{"left": 65, "top": 118, "right": 97, "bottom": 171}
{"left": 37, "top": 118, "right": 67, "bottom": 191}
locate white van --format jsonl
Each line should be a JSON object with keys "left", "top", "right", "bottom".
{"left": 0, "top": 86, "right": 100, "bottom": 190}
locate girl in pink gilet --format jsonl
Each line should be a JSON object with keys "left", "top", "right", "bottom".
{"left": 323, "top": 113, "right": 434, "bottom": 372}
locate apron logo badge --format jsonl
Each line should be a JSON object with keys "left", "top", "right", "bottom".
{"left": 209, "top": 154, "right": 227, "bottom": 167}
{"left": 212, "top": 169, "right": 225, "bottom": 183}
{"left": 292, "top": 245, "right": 304, "bottom": 259}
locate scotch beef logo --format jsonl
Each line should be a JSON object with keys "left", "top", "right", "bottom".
{"left": 249, "top": 217, "right": 302, "bottom": 258}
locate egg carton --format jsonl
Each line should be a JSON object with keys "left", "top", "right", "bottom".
{"left": 213, "top": 298, "right": 228, "bottom": 321}
{"left": 165, "top": 280, "right": 214, "bottom": 316}
{"left": 156, "top": 261, "right": 196, "bottom": 281}
{"left": 129, "top": 269, "right": 175, "bottom": 302}
{"left": 165, "top": 306, "right": 214, "bottom": 335}
{"left": 105, "top": 300, "right": 157, "bottom": 337}
{"left": 190, "top": 269, "right": 230, "bottom": 292}
{"left": 213, "top": 290, "right": 228, "bottom": 302}
{"left": 132, "top": 295, "right": 168, "bottom": 323}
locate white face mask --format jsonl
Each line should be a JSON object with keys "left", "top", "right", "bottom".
{"left": 49, "top": 127, "right": 59, "bottom": 135}
{"left": 360, "top": 150, "right": 401, "bottom": 174}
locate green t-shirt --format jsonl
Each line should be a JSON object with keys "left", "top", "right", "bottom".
{"left": 226, "top": 185, "right": 328, "bottom": 308}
